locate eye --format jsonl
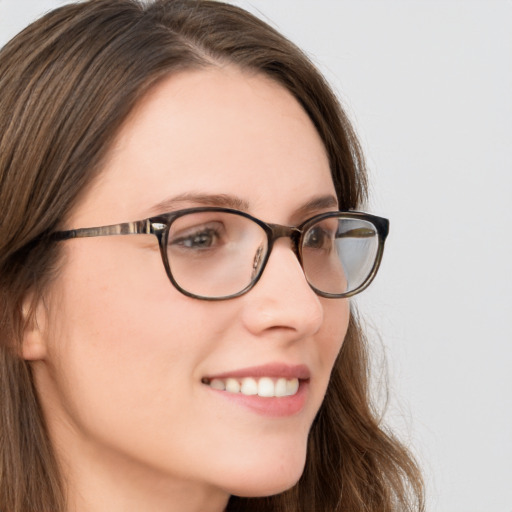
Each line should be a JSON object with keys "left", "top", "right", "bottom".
{"left": 169, "top": 223, "right": 224, "bottom": 251}
{"left": 304, "top": 225, "right": 334, "bottom": 250}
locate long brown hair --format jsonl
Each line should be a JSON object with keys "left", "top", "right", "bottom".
{"left": 0, "top": 1, "right": 424, "bottom": 510}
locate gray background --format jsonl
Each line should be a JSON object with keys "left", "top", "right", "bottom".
{"left": 1, "top": 1, "right": 511, "bottom": 511}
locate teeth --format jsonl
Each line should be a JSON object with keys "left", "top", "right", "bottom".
{"left": 257, "top": 377, "right": 274, "bottom": 397}
{"left": 240, "top": 377, "right": 258, "bottom": 395}
{"left": 225, "top": 378, "right": 240, "bottom": 393}
{"left": 205, "top": 377, "right": 300, "bottom": 397}
{"left": 286, "top": 378, "right": 299, "bottom": 396}
{"left": 210, "top": 379, "right": 225, "bottom": 391}
{"left": 275, "top": 378, "right": 287, "bottom": 396}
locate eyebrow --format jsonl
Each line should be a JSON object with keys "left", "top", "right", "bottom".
{"left": 146, "top": 192, "right": 339, "bottom": 219}
{"left": 293, "top": 195, "right": 339, "bottom": 218}
{"left": 146, "top": 193, "right": 250, "bottom": 216}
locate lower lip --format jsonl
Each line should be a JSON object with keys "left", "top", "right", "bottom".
{"left": 205, "top": 380, "right": 309, "bottom": 417}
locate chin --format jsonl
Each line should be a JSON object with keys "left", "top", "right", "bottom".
{"left": 228, "top": 475, "right": 303, "bottom": 499}
{"left": 222, "top": 449, "right": 307, "bottom": 498}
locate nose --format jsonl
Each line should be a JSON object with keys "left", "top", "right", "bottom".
{"left": 241, "top": 239, "right": 324, "bottom": 340}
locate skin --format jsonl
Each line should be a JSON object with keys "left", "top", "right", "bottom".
{"left": 23, "top": 67, "right": 350, "bottom": 512}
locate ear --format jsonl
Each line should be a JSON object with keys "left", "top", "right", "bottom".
{"left": 21, "top": 295, "right": 49, "bottom": 361}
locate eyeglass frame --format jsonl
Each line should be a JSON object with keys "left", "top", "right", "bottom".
{"left": 50, "top": 207, "right": 389, "bottom": 301}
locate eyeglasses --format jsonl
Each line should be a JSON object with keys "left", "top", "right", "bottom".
{"left": 51, "top": 207, "right": 389, "bottom": 300}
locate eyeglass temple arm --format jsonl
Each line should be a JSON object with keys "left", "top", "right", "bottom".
{"left": 50, "top": 219, "right": 164, "bottom": 240}
{"left": 336, "top": 227, "right": 377, "bottom": 239}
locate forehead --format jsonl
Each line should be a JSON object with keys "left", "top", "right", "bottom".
{"left": 69, "top": 66, "right": 334, "bottom": 227}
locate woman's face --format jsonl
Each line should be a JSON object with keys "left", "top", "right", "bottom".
{"left": 28, "top": 67, "right": 349, "bottom": 506}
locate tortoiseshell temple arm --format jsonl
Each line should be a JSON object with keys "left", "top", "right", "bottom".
{"left": 50, "top": 219, "right": 166, "bottom": 241}
{"left": 338, "top": 227, "right": 377, "bottom": 238}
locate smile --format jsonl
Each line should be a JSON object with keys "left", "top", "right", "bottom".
{"left": 202, "top": 376, "right": 300, "bottom": 397}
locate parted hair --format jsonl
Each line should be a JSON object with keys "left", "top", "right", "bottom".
{"left": 0, "top": 1, "right": 424, "bottom": 511}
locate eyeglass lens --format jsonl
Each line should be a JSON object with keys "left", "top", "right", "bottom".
{"left": 165, "top": 211, "right": 379, "bottom": 299}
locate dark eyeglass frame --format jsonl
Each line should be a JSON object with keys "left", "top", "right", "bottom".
{"left": 51, "top": 207, "right": 389, "bottom": 301}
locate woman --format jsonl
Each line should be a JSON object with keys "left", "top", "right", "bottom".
{"left": 0, "top": 1, "right": 424, "bottom": 511}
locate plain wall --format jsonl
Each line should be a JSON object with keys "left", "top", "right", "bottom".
{"left": 1, "top": 1, "right": 511, "bottom": 511}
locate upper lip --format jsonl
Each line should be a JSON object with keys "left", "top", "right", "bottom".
{"left": 203, "top": 363, "right": 311, "bottom": 381}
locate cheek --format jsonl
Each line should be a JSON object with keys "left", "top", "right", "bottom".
{"left": 318, "top": 298, "right": 350, "bottom": 371}
{"left": 44, "top": 239, "right": 208, "bottom": 435}
{"left": 52, "top": 238, "right": 174, "bottom": 360}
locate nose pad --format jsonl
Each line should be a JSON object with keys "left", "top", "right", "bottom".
{"left": 251, "top": 245, "right": 265, "bottom": 280}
